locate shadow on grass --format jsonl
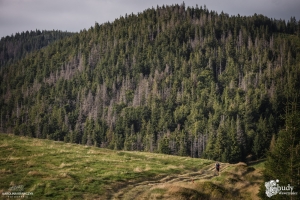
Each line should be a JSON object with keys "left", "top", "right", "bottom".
{"left": 247, "top": 159, "right": 266, "bottom": 166}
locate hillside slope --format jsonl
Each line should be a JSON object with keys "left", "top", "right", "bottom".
{"left": 112, "top": 162, "right": 263, "bottom": 200}
{"left": 0, "top": 30, "right": 74, "bottom": 67}
{"left": 0, "top": 134, "right": 263, "bottom": 199}
{"left": 0, "top": 3, "right": 300, "bottom": 163}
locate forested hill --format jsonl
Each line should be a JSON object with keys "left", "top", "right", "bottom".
{"left": 1, "top": 3, "right": 300, "bottom": 163}
{"left": 0, "top": 30, "right": 74, "bottom": 67}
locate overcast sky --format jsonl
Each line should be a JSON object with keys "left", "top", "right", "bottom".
{"left": 1, "top": 0, "right": 299, "bottom": 39}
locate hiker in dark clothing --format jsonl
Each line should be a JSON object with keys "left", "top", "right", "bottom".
{"left": 215, "top": 162, "right": 220, "bottom": 175}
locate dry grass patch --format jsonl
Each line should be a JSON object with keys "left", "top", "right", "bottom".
{"left": 26, "top": 160, "right": 35, "bottom": 167}
{"left": 84, "top": 166, "right": 94, "bottom": 172}
{"left": 133, "top": 167, "right": 143, "bottom": 172}
{"left": 56, "top": 149, "right": 71, "bottom": 153}
{"left": 42, "top": 177, "right": 58, "bottom": 181}
{"left": 59, "top": 162, "right": 72, "bottom": 168}
{"left": 166, "top": 165, "right": 179, "bottom": 170}
{"left": 149, "top": 184, "right": 204, "bottom": 200}
{"left": 45, "top": 163, "right": 56, "bottom": 169}
{"left": 0, "top": 168, "right": 12, "bottom": 174}
{"left": 28, "top": 170, "right": 44, "bottom": 176}
{"left": 148, "top": 186, "right": 168, "bottom": 198}
{"left": 7, "top": 156, "right": 22, "bottom": 161}
{"left": 87, "top": 149, "right": 102, "bottom": 155}
{"left": 58, "top": 172, "right": 70, "bottom": 178}
{"left": 31, "top": 140, "right": 44, "bottom": 146}
{"left": 144, "top": 164, "right": 151, "bottom": 171}
{"left": 28, "top": 153, "right": 45, "bottom": 158}
{"left": 0, "top": 143, "right": 9, "bottom": 147}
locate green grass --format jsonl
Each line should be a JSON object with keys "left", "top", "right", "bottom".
{"left": 249, "top": 159, "right": 266, "bottom": 170}
{"left": 0, "top": 134, "right": 213, "bottom": 199}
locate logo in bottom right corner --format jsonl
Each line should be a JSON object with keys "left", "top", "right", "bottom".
{"left": 265, "top": 179, "right": 298, "bottom": 198}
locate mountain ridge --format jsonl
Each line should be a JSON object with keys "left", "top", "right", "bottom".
{"left": 0, "top": 3, "right": 299, "bottom": 163}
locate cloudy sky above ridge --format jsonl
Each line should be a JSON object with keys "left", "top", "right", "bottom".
{"left": 1, "top": 0, "right": 299, "bottom": 38}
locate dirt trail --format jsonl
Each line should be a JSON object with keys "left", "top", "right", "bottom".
{"left": 112, "top": 163, "right": 230, "bottom": 200}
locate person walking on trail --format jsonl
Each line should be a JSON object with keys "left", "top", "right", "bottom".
{"left": 215, "top": 162, "right": 220, "bottom": 175}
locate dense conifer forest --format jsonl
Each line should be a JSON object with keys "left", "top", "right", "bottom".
{"left": 1, "top": 3, "right": 300, "bottom": 164}
{"left": 0, "top": 30, "right": 74, "bottom": 66}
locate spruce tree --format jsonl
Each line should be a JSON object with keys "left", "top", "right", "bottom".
{"left": 259, "top": 101, "right": 300, "bottom": 199}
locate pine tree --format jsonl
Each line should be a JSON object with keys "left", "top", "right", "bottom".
{"left": 228, "top": 118, "right": 242, "bottom": 163}
{"left": 259, "top": 101, "right": 300, "bottom": 199}
{"left": 215, "top": 121, "right": 227, "bottom": 162}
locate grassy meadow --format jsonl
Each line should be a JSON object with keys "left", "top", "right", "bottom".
{"left": 0, "top": 134, "right": 264, "bottom": 199}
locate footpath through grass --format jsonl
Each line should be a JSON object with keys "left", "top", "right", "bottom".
{"left": 0, "top": 134, "right": 213, "bottom": 199}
